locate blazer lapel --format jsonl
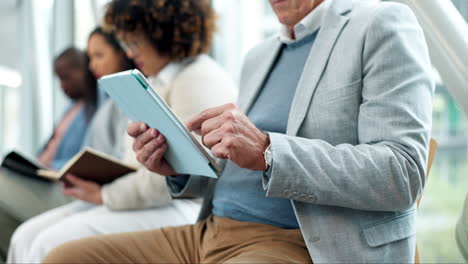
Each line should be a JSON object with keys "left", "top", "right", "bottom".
{"left": 287, "top": 0, "right": 352, "bottom": 135}
{"left": 239, "top": 39, "right": 282, "bottom": 113}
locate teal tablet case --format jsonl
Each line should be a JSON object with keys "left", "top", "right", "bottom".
{"left": 98, "top": 69, "right": 220, "bottom": 178}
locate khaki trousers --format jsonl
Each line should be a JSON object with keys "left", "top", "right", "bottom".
{"left": 44, "top": 215, "right": 312, "bottom": 263}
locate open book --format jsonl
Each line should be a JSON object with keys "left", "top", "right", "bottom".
{"left": 1, "top": 148, "right": 137, "bottom": 185}
{"left": 37, "top": 147, "right": 138, "bottom": 185}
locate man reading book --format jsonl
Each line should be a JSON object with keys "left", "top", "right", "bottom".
{"left": 0, "top": 47, "right": 97, "bottom": 261}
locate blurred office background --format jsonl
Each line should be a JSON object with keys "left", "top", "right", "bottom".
{"left": 0, "top": 0, "right": 467, "bottom": 262}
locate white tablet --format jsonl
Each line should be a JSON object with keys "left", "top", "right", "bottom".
{"left": 98, "top": 69, "right": 220, "bottom": 178}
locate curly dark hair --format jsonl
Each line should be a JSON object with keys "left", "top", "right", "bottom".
{"left": 103, "top": 0, "right": 216, "bottom": 61}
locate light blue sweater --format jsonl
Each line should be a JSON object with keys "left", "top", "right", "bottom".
{"left": 212, "top": 31, "right": 319, "bottom": 228}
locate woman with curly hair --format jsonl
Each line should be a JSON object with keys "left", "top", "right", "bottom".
{"left": 7, "top": 1, "right": 237, "bottom": 263}
{"left": 104, "top": 0, "right": 217, "bottom": 77}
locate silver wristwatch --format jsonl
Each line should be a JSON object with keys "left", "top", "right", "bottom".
{"left": 263, "top": 144, "right": 272, "bottom": 171}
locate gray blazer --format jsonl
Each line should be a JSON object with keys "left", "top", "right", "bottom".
{"left": 168, "top": 0, "right": 434, "bottom": 262}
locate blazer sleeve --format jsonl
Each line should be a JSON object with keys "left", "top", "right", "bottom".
{"left": 166, "top": 174, "right": 212, "bottom": 199}
{"left": 263, "top": 4, "right": 434, "bottom": 212}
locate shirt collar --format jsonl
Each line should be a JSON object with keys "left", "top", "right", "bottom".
{"left": 279, "top": 0, "right": 331, "bottom": 44}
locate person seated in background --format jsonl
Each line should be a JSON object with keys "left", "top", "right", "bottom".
{"left": 44, "top": 0, "right": 433, "bottom": 263}
{"left": 457, "top": 194, "right": 468, "bottom": 261}
{"left": 7, "top": 0, "right": 237, "bottom": 261}
{"left": 39, "top": 47, "right": 99, "bottom": 170}
{"left": 82, "top": 26, "right": 137, "bottom": 160}
{"left": 0, "top": 47, "right": 97, "bottom": 261}
{"left": 5, "top": 26, "right": 135, "bottom": 263}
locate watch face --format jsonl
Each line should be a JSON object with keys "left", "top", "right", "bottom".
{"left": 266, "top": 150, "right": 272, "bottom": 163}
{"left": 265, "top": 146, "right": 272, "bottom": 165}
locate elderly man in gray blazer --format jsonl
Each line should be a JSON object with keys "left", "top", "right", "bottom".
{"left": 43, "top": 0, "right": 434, "bottom": 263}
